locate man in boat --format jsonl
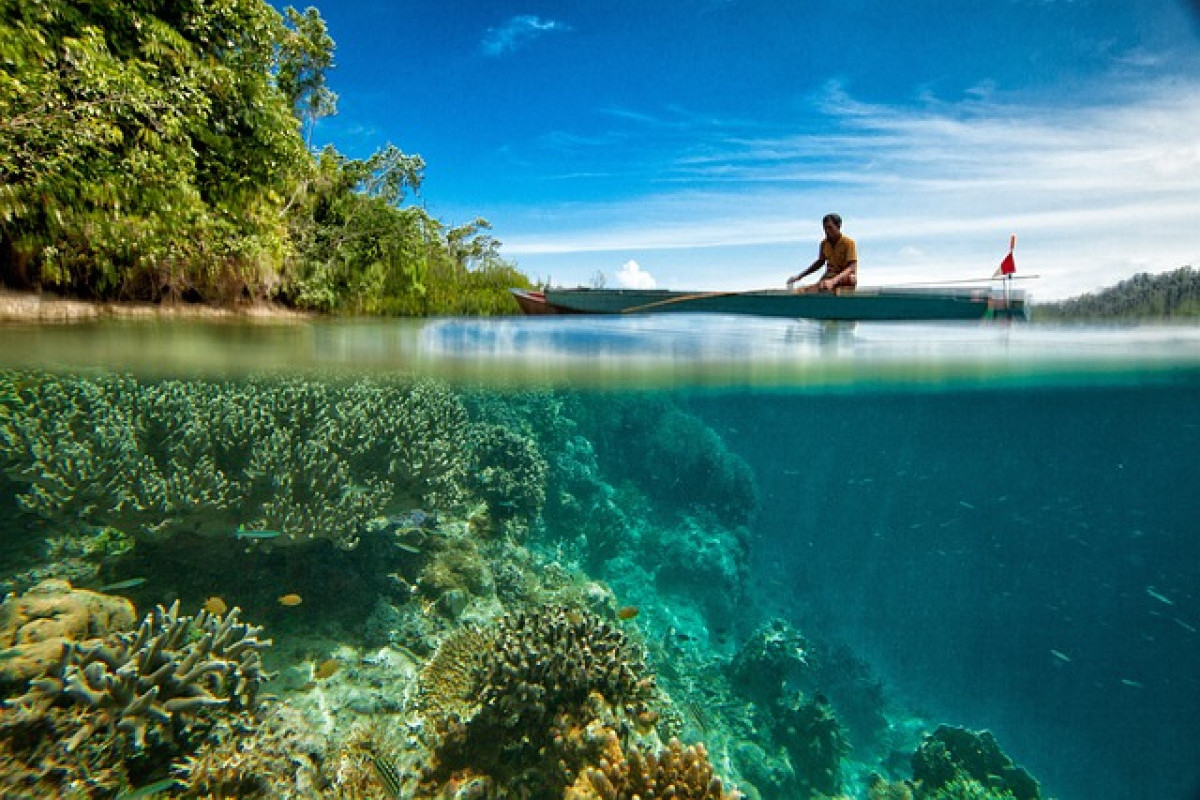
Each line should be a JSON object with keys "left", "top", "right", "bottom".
{"left": 786, "top": 213, "right": 858, "bottom": 293}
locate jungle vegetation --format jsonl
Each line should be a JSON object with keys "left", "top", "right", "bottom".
{"left": 0, "top": 0, "right": 532, "bottom": 315}
{"left": 1034, "top": 266, "right": 1200, "bottom": 320}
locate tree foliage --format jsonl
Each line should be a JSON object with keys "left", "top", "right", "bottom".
{"left": 1035, "top": 266, "right": 1200, "bottom": 320}
{"left": 0, "top": 0, "right": 531, "bottom": 314}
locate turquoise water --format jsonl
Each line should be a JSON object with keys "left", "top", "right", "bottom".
{"left": 1, "top": 315, "right": 1198, "bottom": 799}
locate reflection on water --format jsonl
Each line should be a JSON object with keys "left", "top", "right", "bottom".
{"left": 3, "top": 315, "right": 1200, "bottom": 387}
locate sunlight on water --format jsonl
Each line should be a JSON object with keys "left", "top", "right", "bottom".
{"left": 2, "top": 315, "right": 1200, "bottom": 388}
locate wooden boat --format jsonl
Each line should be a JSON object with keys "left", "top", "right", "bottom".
{"left": 511, "top": 285, "right": 1028, "bottom": 321}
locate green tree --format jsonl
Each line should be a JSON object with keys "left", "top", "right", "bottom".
{"left": 276, "top": 6, "right": 337, "bottom": 146}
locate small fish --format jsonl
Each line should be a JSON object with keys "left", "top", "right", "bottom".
{"left": 395, "top": 543, "right": 421, "bottom": 554}
{"left": 278, "top": 593, "right": 303, "bottom": 607}
{"left": 616, "top": 605, "right": 640, "bottom": 620}
{"left": 236, "top": 526, "right": 282, "bottom": 540}
{"left": 388, "top": 509, "right": 432, "bottom": 531}
{"left": 958, "top": 500, "right": 976, "bottom": 509}
{"left": 115, "top": 778, "right": 180, "bottom": 800}
{"left": 1120, "top": 678, "right": 1144, "bottom": 688}
{"left": 1174, "top": 617, "right": 1197, "bottom": 634}
{"left": 1146, "top": 586, "right": 1174, "bottom": 606}
{"left": 1050, "top": 649, "right": 1072, "bottom": 663}
{"left": 371, "top": 753, "right": 405, "bottom": 798}
{"left": 99, "top": 577, "right": 147, "bottom": 592}
{"left": 203, "top": 596, "right": 228, "bottom": 615}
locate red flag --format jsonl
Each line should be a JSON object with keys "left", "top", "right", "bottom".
{"left": 994, "top": 234, "right": 1017, "bottom": 278}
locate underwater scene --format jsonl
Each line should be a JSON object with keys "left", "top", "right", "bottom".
{"left": 1, "top": 316, "right": 1198, "bottom": 800}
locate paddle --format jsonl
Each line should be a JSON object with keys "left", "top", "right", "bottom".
{"left": 619, "top": 290, "right": 758, "bottom": 313}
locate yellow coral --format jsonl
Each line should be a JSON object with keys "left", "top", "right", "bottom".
{"left": 566, "top": 738, "right": 742, "bottom": 800}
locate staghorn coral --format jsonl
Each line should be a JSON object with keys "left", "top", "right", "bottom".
{"left": 0, "top": 371, "right": 476, "bottom": 551}
{"left": 568, "top": 736, "right": 743, "bottom": 800}
{"left": 8, "top": 596, "right": 272, "bottom": 750}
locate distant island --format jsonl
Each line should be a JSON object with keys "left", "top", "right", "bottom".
{"left": 1033, "top": 266, "right": 1200, "bottom": 320}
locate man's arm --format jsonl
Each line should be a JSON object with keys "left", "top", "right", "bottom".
{"left": 787, "top": 254, "right": 826, "bottom": 288}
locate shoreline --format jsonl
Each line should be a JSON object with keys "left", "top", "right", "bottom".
{"left": 0, "top": 288, "right": 314, "bottom": 325}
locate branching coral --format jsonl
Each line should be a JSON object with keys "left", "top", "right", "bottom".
{"left": 0, "top": 371, "right": 476, "bottom": 551}
{"left": 9, "top": 597, "right": 272, "bottom": 750}
{"left": 568, "top": 736, "right": 743, "bottom": 800}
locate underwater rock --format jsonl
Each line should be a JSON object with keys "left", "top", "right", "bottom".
{"left": 727, "top": 618, "right": 809, "bottom": 707}
{"left": 774, "top": 693, "right": 850, "bottom": 798}
{"left": 0, "top": 579, "right": 136, "bottom": 688}
{"left": 911, "top": 725, "right": 1041, "bottom": 800}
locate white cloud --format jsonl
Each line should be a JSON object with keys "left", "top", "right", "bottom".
{"left": 616, "top": 260, "right": 657, "bottom": 289}
{"left": 500, "top": 81, "right": 1200, "bottom": 299}
{"left": 482, "top": 16, "right": 569, "bottom": 56}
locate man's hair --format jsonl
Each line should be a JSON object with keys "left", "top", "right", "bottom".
{"left": 822, "top": 213, "right": 842, "bottom": 228}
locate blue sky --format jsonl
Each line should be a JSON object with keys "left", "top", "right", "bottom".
{"left": 296, "top": 0, "right": 1200, "bottom": 299}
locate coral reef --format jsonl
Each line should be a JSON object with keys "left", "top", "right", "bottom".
{"left": 574, "top": 395, "right": 759, "bottom": 529}
{"left": 0, "top": 579, "right": 136, "bottom": 688}
{"left": 911, "top": 726, "right": 1040, "bottom": 800}
{"left": 774, "top": 693, "right": 850, "bottom": 798}
{"left": 567, "top": 735, "right": 743, "bottom": 800}
{"left": 416, "top": 605, "right": 662, "bottom": 796}
{"left": 0, "top": 371, "right": 476, "bottom": 552}
{"left": 727, "top": 618, "right": 809, "bottom": 707}
{"left": 466, "top": 422, "right": 549, "bottom": 522}
{"left": 7, "top": 595, "right": 272, "bottom": 750}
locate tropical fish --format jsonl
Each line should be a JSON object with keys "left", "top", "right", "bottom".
{"left": 235, "top": 526, "right": 282, "bottom": 540}
{"left": 314, "top": 658, "right": 339, "bottom": 680}
{"left": 278, "top": 593, "right": 303, "bottom": 607}
{"left": 203, "top": 596, "right": 228, "bottom": 615}
{"left": 616, "top": 605, "right": 640, "bottom": 620}
{"left": 388, "top": 509, "right": 434, "bottom": 532}
{"left": 1145, "top": 586, "right": 1174, "bottom": 606}
{"left": 371, "top": 753, "right": 405, "bottom": 798}
{"left": 99, "top": 577, "right": 147, "bottom": 592}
